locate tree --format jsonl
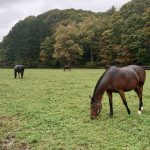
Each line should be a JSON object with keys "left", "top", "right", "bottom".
{"left": 79, "top": 17, "right": 102, "bottom": 64}
{"left": 53, "top": 21, "right": 83, "bottom": 65}
{"left": 1, "top": 0, "right": 150, "bottom": 67}
{"left": 0, "top": 42, "right": 4, "bottom": 66}
{"left": 107, "top": 6, "right": 116, "bottom": 15}
{"left": 99, "top": 29, "right": 113, "bottom": 65}
{"left": 114, "top": 46, "right": 133, "bottom": 65}
{"left": 39, "top": 36, "right": 55, "bottom": 66}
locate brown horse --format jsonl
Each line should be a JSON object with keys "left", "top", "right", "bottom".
{"left": 64, "top": 65, "right": 71, "bottom": 71}
{"left": 90, "top": 65, "right": 146, "bottom": 119}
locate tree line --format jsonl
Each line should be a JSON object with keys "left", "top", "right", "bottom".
{"left": 0, "top": 0, "right": 149, "bottom": 68}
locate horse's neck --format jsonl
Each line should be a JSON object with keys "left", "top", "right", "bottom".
{"left": 93, "top": 82, "right": 106, "bottom": 102}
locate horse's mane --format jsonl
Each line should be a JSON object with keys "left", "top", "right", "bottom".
{"left": 93, "top": 68, "right": 110, "bottom": 96}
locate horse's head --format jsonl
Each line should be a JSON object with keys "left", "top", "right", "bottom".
{"left": 89, "top": 95, "right": 102, "bottom": 119}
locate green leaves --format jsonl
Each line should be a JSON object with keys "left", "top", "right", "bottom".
{"left": 1, "top": 0, "right": 150, "bottom": 67}
{"left": 53, "top": 21, "right": 83, "bottom": 65}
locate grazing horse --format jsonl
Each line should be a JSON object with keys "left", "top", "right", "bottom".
{"left": 64, "top": 65, "right": 71, "bottom": 71}
{"left": 14, "top": 65, "right": 25, "bottom": 79}
{"left": 90, "top": 65, "right": 146, "bottom": 119}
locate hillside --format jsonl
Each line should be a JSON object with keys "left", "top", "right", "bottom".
{"left": 0, "top": 0, "right": 149, "bottom": 67}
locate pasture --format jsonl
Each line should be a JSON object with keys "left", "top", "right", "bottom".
{"left": 0, "top": 69, "right": 150, "bottom": 150}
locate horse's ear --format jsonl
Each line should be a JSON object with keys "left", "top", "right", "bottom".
{"left": 89, "top": 95, "right": 92, "bottom": 99}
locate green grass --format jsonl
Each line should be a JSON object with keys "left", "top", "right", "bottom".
{"left": 0, "top": 69, "right": 150, "bottom": 150}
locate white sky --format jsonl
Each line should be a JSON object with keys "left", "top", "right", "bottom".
{"left": 0, "top": 0, "right": 131, "bottom": 42}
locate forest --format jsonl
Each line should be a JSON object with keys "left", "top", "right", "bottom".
{"left": 0, "top": 0, "right": 149, "bottom": 68}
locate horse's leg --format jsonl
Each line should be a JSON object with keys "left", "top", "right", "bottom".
{"left": 21, "top": 72, "right": 23, "bottom": 79}
{"left": 106, "top": 90, "right": 113, "bottom": 116}
{"left": 134, "top": 86, "right": 143, "bottom": 114}
{"left": 14, "top": 71, "right": 17, "bottom": 78}
{"left": 118, "top": 90, "right": 130, "bottom": 114}
{"left": 18, "top": 73, "right": 20, "bottom": 78}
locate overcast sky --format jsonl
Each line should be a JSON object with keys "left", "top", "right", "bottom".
{"left": 0, "top": 0, "right": 131, "bottom": 42}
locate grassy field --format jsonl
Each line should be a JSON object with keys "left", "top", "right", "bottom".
{"left": 0, "top": 69, "right": 150, "bottom": 150}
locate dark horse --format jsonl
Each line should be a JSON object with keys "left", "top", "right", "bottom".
{"left": 64, "top": 65, "right": 71, "bottom": 71}
{"left": 14, "top": 65, "right": 25, "bottom": 79}
{"left": 90, "top": 65, "right": 146, "bottom": 119}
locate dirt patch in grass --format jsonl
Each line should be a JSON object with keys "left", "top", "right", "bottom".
{"left": 0, "top": 116, "right": 30, "bottom": 150}
{"left": 0, "top": 115, "right": 19, "bottom": 132}
{"left": 0, "top": 132, "right": 16, "bottom": 150}
{"left": 0, "top": 132, "right": 30, "bottom": 150}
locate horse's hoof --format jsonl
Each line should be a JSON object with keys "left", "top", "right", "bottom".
{"left": 141, "top": 107, "right": 143, "bottom": 111}
{"left": 107, "top": 113, "right": 113, "bottom": 117}
{"left": 138, "top": 111, "right": 141, "bottom": 115}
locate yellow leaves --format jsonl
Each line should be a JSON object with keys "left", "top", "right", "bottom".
{"left": 39, "top": 50, "right": 48, "bottom": 63}
{"left": 53, "top": 20, "right": 83, "bottom": 64}
{"left": 102, "top": 30, "right": 112, "bottom": 37}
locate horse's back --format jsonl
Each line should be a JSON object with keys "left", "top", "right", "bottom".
{"left": 124, "top": 65, "right": 146, "bottom": 85}
{"left": 102, "top": 65, "right": 145, "bottom": 92}
{"left": 108, "top": 65, "right": 146, "bottom": 84}
{"left": 111, "top": 66, "right": 139, "bottom": 80}
{"left": 64, "top": 65, "right": 71, "bottom": 70}
{"left": 14, "top": 65, "right": 25, "bottom": 72}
